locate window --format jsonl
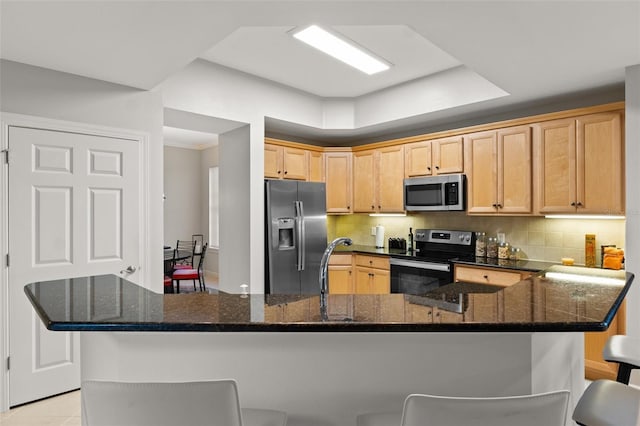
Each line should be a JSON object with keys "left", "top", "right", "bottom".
{"left": 208, "top": 167, "right": 219, "bottom": 248}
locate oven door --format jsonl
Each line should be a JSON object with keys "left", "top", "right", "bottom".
{"left": 390, "top": 258, "right": 453, "bottom": 294}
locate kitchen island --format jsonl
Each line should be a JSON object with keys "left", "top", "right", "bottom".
{"left": 25, "top": 266, "right": 633, "bottom": 426}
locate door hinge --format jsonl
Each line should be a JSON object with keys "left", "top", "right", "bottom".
{"left": 5, "top": 254, "right": 9, "bottom": 267}
{"left": 1, "top": 149, "right": 8, "bottom": 164}
{"left": 6, "top": 356, "right": 9, "bottom": 371}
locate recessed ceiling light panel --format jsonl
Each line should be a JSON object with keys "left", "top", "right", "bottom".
{"left": 292, "top": 25, "right": 391, "bottom": 75}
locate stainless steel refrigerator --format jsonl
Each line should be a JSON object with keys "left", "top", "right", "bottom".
{"left": 265, "top": 179, "right": 327, "bottom": 294}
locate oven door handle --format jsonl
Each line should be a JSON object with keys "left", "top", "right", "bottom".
{"left": 390, "top": 258, "right": 451, "bottom": 272}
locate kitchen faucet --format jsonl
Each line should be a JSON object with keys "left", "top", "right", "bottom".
{"left": 319, "top": 237, "right": 353, "bottom": 319}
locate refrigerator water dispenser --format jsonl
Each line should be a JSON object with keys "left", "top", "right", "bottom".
{"left": 276, "top": 218, "right": 295, "bottom": 250}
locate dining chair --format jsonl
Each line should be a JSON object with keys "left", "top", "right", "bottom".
{"left": 573, "top": 379, "right": 640, "bottom": 426}
{"left": 172, "top": 242, "right": 208, "bottom": 292}
{"left": 399, "top": 390, "right": 570, "bottom": 426}
{"left": 174, "top": 239, "right": 196, "bottom": 268}
{"left": 81, "top": 379, "right": 287, "bottom": 426}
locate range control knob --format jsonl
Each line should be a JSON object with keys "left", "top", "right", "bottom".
{"left": 464, "top": 236, "right": 471, "bottom": 242}
{"left": 458, "top": 235, "right": 464, "bottom": 241}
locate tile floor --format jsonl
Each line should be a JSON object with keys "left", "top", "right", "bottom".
{"left": 0, "top": 390, "right": 81, "bottom": 426}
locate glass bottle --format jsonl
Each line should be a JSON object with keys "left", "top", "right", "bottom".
{"left": 475, "top": 232, "right": 486, "bottom": 257}
{"left": 498, "top": 241, "right": 511, "bottom": 260}
{"left": 486, "top": 237, "right": 498, "bottom": 258}
{"left": 509, "top": 246, "right": 521, "bottom": 261}
{"left": 407, "top": 227, "right": 414, "bottom": 252}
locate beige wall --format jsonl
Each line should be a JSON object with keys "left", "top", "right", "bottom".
{"left": 329, "top": 214, "right": 625, "bottom": 266}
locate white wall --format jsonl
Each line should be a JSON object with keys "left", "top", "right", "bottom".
{"left": 218, "top": 125, "right": 251, "bottom": 293}
{"left": 163, "top": 146, "right": 203, "bottom": 246}
{"left": 625, "top": 64, "right": 640, "bottom": 364}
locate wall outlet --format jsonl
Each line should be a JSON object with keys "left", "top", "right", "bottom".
{"left": 371, "top": 227, "right": 377, "bottom": 236}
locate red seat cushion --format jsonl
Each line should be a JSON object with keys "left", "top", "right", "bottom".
{"left": 172, "top": 269, "right": 199, "bottom": 280}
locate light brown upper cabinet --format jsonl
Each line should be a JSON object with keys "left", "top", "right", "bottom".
{"left": 308, "top": 150, "right": 325, "bottom": 182}
{"left": 404, "top": 136, "right": 463, "bottom": 177}
{"left": 465, "top": 126, "right": 532, "bottom": 214}
{"left": 325, "top": 150, "right": 353, "bottom": 214}
{"left": 264, "top": 143, "right": 308, "bottom": 180}
{"left": 533, "top": 112, "right": 623, "bottom": 215}
{"left": 353, "top": 145, "right": 405, "bottom": 213}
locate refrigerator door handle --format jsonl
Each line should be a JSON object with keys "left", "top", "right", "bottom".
{"left": 295, "top": 200, "right": 306, "bottom": 271}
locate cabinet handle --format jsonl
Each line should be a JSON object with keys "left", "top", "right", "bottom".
{"left": 284, "top": 170, "right": 288, "bottom": 175}
{"left": 427, "top": 166, "right": 431, "bottom": 171}
{"left": 369, "top": 260, "right": 373, "bottom": 265}
{"left": 378, "top": 205, "right": 381, "bottom": 209}
{"left": 577, "top": 202, "right": 583, "bottom": 207}
{"left": 571, "top": 202, "right": 576, "bottom": 206}
{"left": 277, "top": 170, "right": 281, "bottom": 174}
{"left": 436, "top": 312, "right": 441, "bottom": 317}
{"left": 371, "top": 205, "right": 375, "bottom": 210}
{"left": 492, "top": 203, "right": 497, "bottom": 208}
{"left": 435, "top": 165, "right": 440, "bottom": 170}
{"left": 483, "top": 275, "right": 489, "bottom": 279}
{"left": 497, "top": 203, "right": 502, "bottom": 208}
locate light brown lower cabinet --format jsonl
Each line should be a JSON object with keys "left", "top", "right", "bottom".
{"left": 354, "top": 254, "right": 390, "bottom": 294}
{"left": 585, "top": 302, "right": 626, "bottom": 381}
{"left": 328, "top": 253, "right": 354, "bottom": 294}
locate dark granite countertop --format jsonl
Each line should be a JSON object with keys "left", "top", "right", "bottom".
{"left": 24, "top": 265, "right": 633, "bottom": 333}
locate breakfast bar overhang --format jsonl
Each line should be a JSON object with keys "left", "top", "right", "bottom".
{"left": 25, "top": 266, "right": 633, "bottom": 426}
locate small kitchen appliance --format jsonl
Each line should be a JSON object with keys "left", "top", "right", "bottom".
{"left": 403, "top": 174, "right": 466, "bottom": 211}
{"left": 390, "top": 229, "right": 475, "bottom": 295}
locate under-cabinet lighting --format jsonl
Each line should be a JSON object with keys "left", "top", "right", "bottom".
{"left": 544, "top": 215, "right": 625, "bottom": 220}
{"left": 545, "top": 272, "right": 624, "bottom": 286}
{"left": 291, "top": 25, "right": 391, "bottom": 75}
{"left": 369, "top": 213, "right": 407, "bottom": 217}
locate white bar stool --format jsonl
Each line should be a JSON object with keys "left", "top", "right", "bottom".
{"left": 573, "top": 379, "right": 640, "bottom": 426}
{"left": 81, "top": 380, "right": 287, "bottom": 426}
{"left": 603, "top": 335, "right": 640, "bottom": 384}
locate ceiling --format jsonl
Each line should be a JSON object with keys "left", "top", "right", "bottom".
{"left": 1, "top": 1, "right": 639, "bottom": 147}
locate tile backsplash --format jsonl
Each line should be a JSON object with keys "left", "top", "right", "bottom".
{"left": 327, "top": 213, "right": 625, "bottom": 266}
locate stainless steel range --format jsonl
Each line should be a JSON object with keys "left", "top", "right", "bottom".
{"left": 390, "top": 229, "right": 475, "bottom": 295}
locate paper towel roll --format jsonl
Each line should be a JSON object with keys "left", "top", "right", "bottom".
{"left": 375, "top": 225, "right": 385, "bottom": 248}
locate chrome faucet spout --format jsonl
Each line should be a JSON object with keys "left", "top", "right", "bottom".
{"left": 319, "top": 237, "right": 353, "bottom": 318}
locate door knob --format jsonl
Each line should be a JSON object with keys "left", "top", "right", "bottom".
{"left": 120, "top": 266, "right": 137, "bottom": 274}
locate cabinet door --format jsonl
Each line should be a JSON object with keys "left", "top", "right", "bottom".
{"left": 353, "top": 150, "right": 376, "bottom": 212}
{"left": 325, "top": 152, "right": 352, "bottom": 214}
{"left": 433, "top": 137, "right": 464, "bottom": 175}
{"left": 534, "top": 118, "right": 577, "bottom": 213}
{"left": 282, "top": 146, "right": 307, "bottom": 180}
{"left": 354, "top": 267, "right": 373, "bottom": 294}
{"left": 308, "top": 151, "right": 324, "bottom": 182}
{"left": 405, "top": 140, "right": 432, "bottom": 177}
{"left": 264, "top": 143, "right": 283, "bottom": 179}
{"left": 371, "top": 269, "right": 390, "bottom": 294}
{"left": 464, "top": 131, "right": 498, "bottom": 213}
{"left": 578, "top": 112, "right": 623, "bottom": 214}
{"left": 498, "top": 126, "right": 532, "bottom": 213}
{"left": 328, "top": 266, "right": 353, "bottom": 294}
{"left": 378, "top": 145, "right": 405, "bottom": 212}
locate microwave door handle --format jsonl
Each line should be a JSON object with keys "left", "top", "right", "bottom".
{"left": 295, "top": 201, "right": 305, "bottom": 271}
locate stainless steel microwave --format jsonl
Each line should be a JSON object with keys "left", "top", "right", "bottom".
{"left": 403, "top": 174, "right": 466, "bottom": 211}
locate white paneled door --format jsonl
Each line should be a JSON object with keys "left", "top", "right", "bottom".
{"left": 8, "top": 125, "right": 141, "bottom": 406}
